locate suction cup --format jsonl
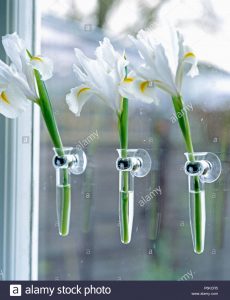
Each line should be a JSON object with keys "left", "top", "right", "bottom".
{"left": 132, "top": 149, "right": 152, "bottom": 178}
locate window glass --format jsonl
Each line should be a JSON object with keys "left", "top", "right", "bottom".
{"left": 39, "top": 0, "right": 230, "bottom": 280}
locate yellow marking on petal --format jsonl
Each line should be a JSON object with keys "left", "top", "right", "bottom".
{"left": 183, "top": 52, "right": 195, "bottom": 59}
{"left": 124, "top": 77, "right": 134, "bottom": 83}
{"left": 31, "top": 56, "right": 43, "bottom": 62}
{"left": 77, "top": 87, "right": 90, "bottom": 97}
{"left": 140, "top": 81, "right": 149, "bottom": 93}
{"left": 0, "top": 91, "right": 10, "bottom": 104}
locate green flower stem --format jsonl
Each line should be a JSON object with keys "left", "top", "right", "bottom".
{"left": 118, "top": 97, "right": 129, "bottom": 243}
{"left": 172, "top": 95, "right": 203, "bottom": 254}
{"left": 60, "top": 184, "right": 71, "bottom": 235}
{"left": 34, "top": 69, "right": 70, "bottom": 236}
{"left": 34, "top": 70, "right": 63, "bottom": 150}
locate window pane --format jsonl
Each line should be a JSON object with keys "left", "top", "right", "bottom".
{"left": 39, "top": 0, "right": 230, "bottom": 280}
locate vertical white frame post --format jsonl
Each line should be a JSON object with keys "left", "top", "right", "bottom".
{"left": 0, "top": 0, "right": 40, "bottom": 280}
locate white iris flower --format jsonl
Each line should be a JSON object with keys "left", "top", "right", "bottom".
{"left": 0, "top": 32, "right": 53, "bottom": 118}
{"left": 119, "top": 25, "right": 199, "bottom": 103}
{"left": 66, "top": 37, "right": 128, "bottom": 116}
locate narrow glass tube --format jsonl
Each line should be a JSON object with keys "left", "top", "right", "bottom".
{"left": 119, "top": 170, "right": 134, "bottom": 244}
{"left": 117, "top": 148, "right": 151, "bottom": 244}
{"left": 185, "top": 152, "right": 207, "bottom": 254}
{"left": 188, "top": 175, "right": 205, "bottom": 254}
{"left": 56, "top": 168, "right": 71, "bottom": 236}
{"left": 53, "top": 147, "right": 72, "bottom": 236}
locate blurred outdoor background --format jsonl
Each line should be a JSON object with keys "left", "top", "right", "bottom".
{"left": 38, "top": 0, "right": 230, "bottom": 280}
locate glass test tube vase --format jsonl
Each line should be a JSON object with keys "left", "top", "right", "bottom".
{"left": 184, "top": 152, "right": 221, "bottom": 254}
{"left": 53, "top": 147, "right": 87, "bottom": 236}
{"left": 116, "top": 149, "right": 151, "bottom": 244}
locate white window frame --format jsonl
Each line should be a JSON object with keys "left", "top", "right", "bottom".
{"left": 0, "top": 0, "right": 40, "bottom": 280}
